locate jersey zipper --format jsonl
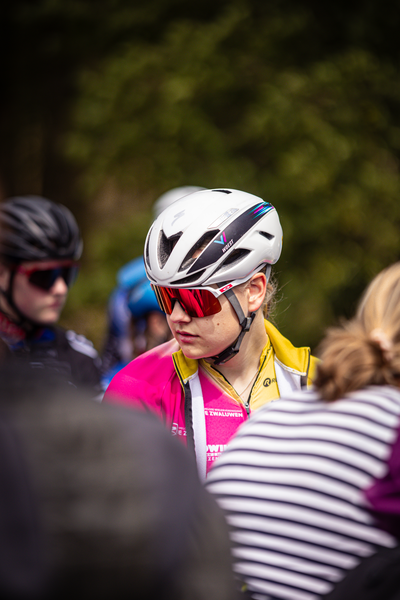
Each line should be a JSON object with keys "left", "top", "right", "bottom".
{"left": 245, "top": 353, "right": 267, "bottom": 414}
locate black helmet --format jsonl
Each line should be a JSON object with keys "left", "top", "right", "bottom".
{"left": 0, "top": 196, "right": 83, "bottom": 264}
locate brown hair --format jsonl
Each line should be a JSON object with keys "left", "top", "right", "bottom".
{"left": 262, "top": 273, "right": 278, "bottom": 320}
{"left": 238, "top": 265, "right": 278, "bottom": 320}
{"left": 314, "top": 262, "right": 400, "bottom": 401}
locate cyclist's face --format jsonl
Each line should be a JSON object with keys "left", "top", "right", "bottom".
{"left": 0, "top": 261, "right": 69, "bottom": 324}
{"left": 166, "top": 272, "right": 267, "bottom": 361}
{"left": 166, "top": 287, "right": 244, "bottom": 361}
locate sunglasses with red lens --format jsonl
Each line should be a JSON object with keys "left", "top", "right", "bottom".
{"left": 151, "top": 283, "right": 236, "bottom": 318}
{"left": 16, "top": 261, "right": 80, "bottom": 291}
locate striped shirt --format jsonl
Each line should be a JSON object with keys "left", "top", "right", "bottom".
{"left": 206, "top": 386, "right": 400, "bottom": 600}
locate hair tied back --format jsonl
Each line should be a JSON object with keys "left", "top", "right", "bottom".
{"left": 369, "top": 328, "right": 395, "bottom": 363}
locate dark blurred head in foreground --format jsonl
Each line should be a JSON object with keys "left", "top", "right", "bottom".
{"left": 0, "top": 366, "right": 237, "bottom": 600}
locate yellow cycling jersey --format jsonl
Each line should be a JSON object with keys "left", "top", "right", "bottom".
{"left": 200, "top": 336, "right": 279, "bottom": 413}
{"left": 198, "top": 320, "right": 318, "bottom": 413}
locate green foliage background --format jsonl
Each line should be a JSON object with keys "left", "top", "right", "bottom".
{"left": 2, "top": 0, "right": 400, "bottom": 352}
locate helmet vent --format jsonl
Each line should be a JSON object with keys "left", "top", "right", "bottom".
{"left": 0, "top": 196, "right": 82, "bottom": 262}
{"left": 221, "top": 248, "right": 250, "bottom": 267}
{"left": 173, "top": 271, "right": 206, "bottom": 286}
{"left": 259, "top": 231, "right": 274, "bottom": 241}
{"left": 144, "top": 234, "right": 151, "bottom": 269}
{"left": 158, "top": 230, "right": 181, "bottom": 268}
{"left": 179, "top": 230, "right": 219, "bottom": 271}
{"left": 211, "top": 189, "right": 232, "bottom": 194}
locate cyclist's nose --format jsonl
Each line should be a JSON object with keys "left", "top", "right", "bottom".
{"left": 169, "top": 300, "right": 191, "bottom": 322}
{"left": 50, "top": 276, "right": 68, "bottom": 295}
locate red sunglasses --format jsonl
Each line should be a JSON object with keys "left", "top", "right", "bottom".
{"left": 16, "top": 261, "right": 80, "bottom": 291}
{"left": 151, "top": 282, "right": 236, "bottom": 318}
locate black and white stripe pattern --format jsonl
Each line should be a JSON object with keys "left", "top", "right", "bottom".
{"left": 206, "top": 386, "right": 400, "bottom": 600}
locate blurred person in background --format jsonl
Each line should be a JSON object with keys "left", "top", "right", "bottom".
{"left": 0, "top": 363, "right": 238, "bottom": 600}
{"left": 100, "top": 186, "right": 203, "bottom": 383}
{"left": 128, "top": 277, "right": 171, "bottom": 359}
{"left": 104, "top": 188, "right": 317, "bottom": 478}
{"left": 206, "top": 261, "right": 400, "bottom": 600}
{"left": 101, "top": 256, "right": 145, "bottom": 379}
{"left": 0, "top": 196, "right": 102, "bottom": 399}
{"left": 101, "top": 266, "right": 171, "bottom": 388}
{"left": 152, "top": 186, "right": 206, "bottom": 221}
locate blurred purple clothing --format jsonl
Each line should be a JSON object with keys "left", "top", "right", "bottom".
{"left": 365, "top": 425, "right": 400, "bottom": 538}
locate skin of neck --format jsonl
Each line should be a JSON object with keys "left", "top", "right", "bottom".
{"left": 210, "top": 306, "right": 268, "bottom": 391}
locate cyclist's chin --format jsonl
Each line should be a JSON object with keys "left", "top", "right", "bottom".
{"left": 32, "top": 306, "right": 63, "bottom": 325}
{"left": 180, "top": 347, "right": 203, "bottom": 360}
{"left": 180, "top": 344, "right": 220, "bottom": 361}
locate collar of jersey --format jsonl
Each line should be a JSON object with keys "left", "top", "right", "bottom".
{"left": 0, "top": 310, "right": 26, "bottom": 345}
{"left": 264, "top": 320, "right": 311, "bottom": 375}
{"left": 199, "top": 336, "right": 273, "bottom": 402}
{"left": 172, "top": 319, "right": 311, "bottom": 385}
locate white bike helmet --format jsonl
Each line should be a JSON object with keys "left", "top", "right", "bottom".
{"left": 144, "top": 188, "right": 283, "bottom": 364}
{"left": 145, "top": 188, "right": 282, "bottom": 288}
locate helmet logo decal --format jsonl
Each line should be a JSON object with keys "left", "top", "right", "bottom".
{"left": 252, "top": 202, "right": 273, "bottom": 218}
{"left": 214, "top": 232, "right": 227, "bottom": 245}
{"left": 214, "top": 232, "right": 234, "bottom": 253}
{"left": 171, "top": 210, "right": 185, "bottom": 227}
{"left": 187, "top": 201, "right": 275, "bottom": 275}
{"left": 218, "top": 283, "right": 233, "bottom": 293}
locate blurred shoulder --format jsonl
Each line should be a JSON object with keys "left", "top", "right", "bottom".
{"left": 57, "top": 328, "right": 99, "bottom": 359}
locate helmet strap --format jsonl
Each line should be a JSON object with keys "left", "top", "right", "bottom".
{"left": 211, "top": 288, "right": 256, "bottom": 365}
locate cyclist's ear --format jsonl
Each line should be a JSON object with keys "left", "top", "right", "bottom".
{"left": 247, "top": 272, "right": 266, "bottom": 313}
